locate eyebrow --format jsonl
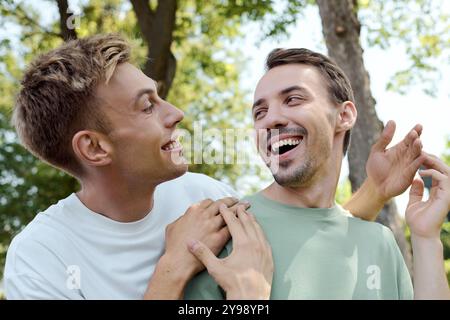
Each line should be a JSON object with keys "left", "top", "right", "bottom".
{"left": 280, "top": 85, "right": 308, "bottom": 96}
{"left": 252, "top": 85, "right": 308, "bottom": 111}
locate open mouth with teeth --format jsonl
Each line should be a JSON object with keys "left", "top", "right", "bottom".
{"left": 161, "top": 139, "right": 182, "bottom": 152}
{"left": 270, "top": 137, "right": 303, "bottom": 156}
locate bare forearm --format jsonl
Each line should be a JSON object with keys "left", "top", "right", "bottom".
{"left": 343, "top": 179, "right": 385, "bottom": 221}
{"left": 143, "top": 254, "right": 194, "bottom": 300}
{"left": 411, "top": 235, "right": 450, "bottom": 300}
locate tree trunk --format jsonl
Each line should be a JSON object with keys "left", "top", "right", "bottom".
{"left": 316, "top": 0, "right": 412, "bottom": 272}
{"left": 55, "top": 0, "right": 77, "bottom": 41}
{"left": 130, "top": 0, "right": 177, "bottom": 99}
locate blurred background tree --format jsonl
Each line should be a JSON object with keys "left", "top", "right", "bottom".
{"left": 0, "top": 0, "right": 449, "bottom": 283}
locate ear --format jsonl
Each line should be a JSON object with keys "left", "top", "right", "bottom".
{"left": 72, "top": 130, "right": 113, "bottom": 167}
{"left": 335, "top": 101, "right": 357, "bottom": 133}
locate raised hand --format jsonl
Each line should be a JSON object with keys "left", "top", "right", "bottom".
{"left": 366, "top": 120, "right": 425, "bottom": 202}
{"left": 405, "top": 153, "right": 450, "bottom": 300}
{"left": 406, "top": 153, "right": 450, "bottom": 239}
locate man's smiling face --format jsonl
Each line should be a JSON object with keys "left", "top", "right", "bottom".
{"left": 95, "top": 62, "right": 188, "bottom": 185}
{"left": 252, "top": 63, "right": 338, "bottom": 187}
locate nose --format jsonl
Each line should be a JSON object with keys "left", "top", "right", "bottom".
{"left": 162, "top": 101, "right": 184, "bottom": 128}
{"left": 263, "top": 106, "right": 289, "bottom": 129}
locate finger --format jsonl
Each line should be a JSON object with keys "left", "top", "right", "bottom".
{"left": 215, "top": 197, "right": 240, "bottom": 208}
{"left": 236, "top": 206, "right": 258, "bottom": 240}
{"left": 422, "top": 152, "right": 450, "bottom": 174}
{"left": 404, "top": 153, "right": 426, "bottom": 178}
{"left": 246, "top": 212, "right": 273, "bottom": 266}
{"left": 216, "top": 226, "right": 231, "bottom": 245}
{"left": 409, "top": 137, "right": 423, "bottom": 159}
{"left": 198, "top": 198, "right": 214, "bottom": 209}
{"left": 407, "top": 178, "right": 424, "bottom": 207}
{"left": 213, "top": 214, "right": 226, "bottom": 229}
{"left": 208, "top": 226, "right": 231, "bottom": 256}
{"left": 372, "top": 120, "right": 395, "bottom": 152}
{"left": 228, "top": 201, "right": 251, "bottom": 213}
{"left": 219, "top": 204, "right": 245, "bottom": 242}
{"left": 188, "top": 239, "right": 220, "bottom": 272}
{"left": 419, "top": 169, "right": 447, "bottom": 182}
{"left": 247, "top": 211, "right": 269, "bottom": 246}
{"left": 205, "top": 197, "right": 239, "bottom": 216}
{"left": 412, "top": 123, "right": 423, "bottom": 137}
{"left": 401, "top": 128, "right": 419, "bottom": 151}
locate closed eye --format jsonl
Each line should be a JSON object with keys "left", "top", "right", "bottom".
{"left": 254, "top": 108, "right": 267, "bottom": 120}
{"left": 142, "top": 100, "right": 154, "bottom": 114}
{"left": 286, "top": 96, "right": 304, "bottom": 105}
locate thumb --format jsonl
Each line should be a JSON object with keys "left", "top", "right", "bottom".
{"left": 407, "top": 178, "right": 424, "bottom": 207}
{"left": 188, "top": 239, "right": 220, "bottom": 271}
{"left": 372, "top": 120, "right": 395, "bottom": 152}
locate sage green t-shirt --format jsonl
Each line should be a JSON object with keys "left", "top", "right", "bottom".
{"left": 185, "top": 192, "right": 413, "bottom": 300}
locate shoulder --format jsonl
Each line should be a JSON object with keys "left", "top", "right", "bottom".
{"left": 156, "top": 172, "right": 239, "bottom": 200}
{"left": 4, "top": 197, "right": 85, "bottom": 299}
{"left": 345, "top": 215, "right": 399, "bottom": 249}
{"left": 5, "top": 197, "right": 74, "bottom": 278}
{"left": 5, "top": 228, "right": 81, "bottom": 299}
{"left": 162, "top": 172, "right": 230, "bottom": 189}
{"left": 242, "top": 192, "right": 266, "bottom": 207}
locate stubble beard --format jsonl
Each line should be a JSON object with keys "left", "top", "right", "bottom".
{"left": 272, "top": 156, "right": 317, "bottom": 188}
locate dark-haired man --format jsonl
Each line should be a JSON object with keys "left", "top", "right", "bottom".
{"left": 186, "top": 48, "right": 450, "bottom": 299}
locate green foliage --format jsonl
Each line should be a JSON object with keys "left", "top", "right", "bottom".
{"left": 359, "top": 0, "right": 450, "bottom": 97}
{"left": 444, "top": 138, "right": 450, "bottom": 166}
{"left": 445, "top": 259, "right": 450, "bottom": 284}
{"left": 442, "top": 222, "right": 450, "bottom": 260}
{"left": 335, "top": 179, "right": 352, "bottom": 206}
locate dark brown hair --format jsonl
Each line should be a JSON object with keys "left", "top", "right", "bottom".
{"left": 266, "top": 48, "right": 354, "bottom": 155}
{"left": 13, "top": 34, "right": 130, "bottom": 176}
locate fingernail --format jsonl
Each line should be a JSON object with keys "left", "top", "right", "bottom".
{"left": 219, "top": 203, "right": 227, "bottom": 210}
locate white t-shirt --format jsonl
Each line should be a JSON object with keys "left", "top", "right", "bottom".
{"left": 4, "top": 172, "right": 238, "bottom": 299}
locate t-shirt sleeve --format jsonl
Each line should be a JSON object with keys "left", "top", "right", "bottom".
{"left": 384, "top": 228, "right": 414, "bottom": 300}
{"left": 4, "top": 236, "right": 84, "bottom": 300}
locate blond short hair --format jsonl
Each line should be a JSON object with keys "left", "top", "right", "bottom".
{"left": 13, "top": 34, "right": 130, "bottom": 175}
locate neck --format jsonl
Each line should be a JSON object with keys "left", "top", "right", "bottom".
{"left": 76, "top": 169, "right": 156, "bottom": 223}
{"left": 263, "top": 149, "right": 342, "bottom": 208}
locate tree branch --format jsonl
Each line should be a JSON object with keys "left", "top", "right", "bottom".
{"left": 13, "top": 4, "right": 61, "bottom": 38}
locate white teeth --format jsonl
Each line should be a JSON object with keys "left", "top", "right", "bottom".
{"left": 163, "top": 140, "right": 181, "bottom": 151}
{"left": 271, "top": 138, "right": 302, "bottom": 153}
